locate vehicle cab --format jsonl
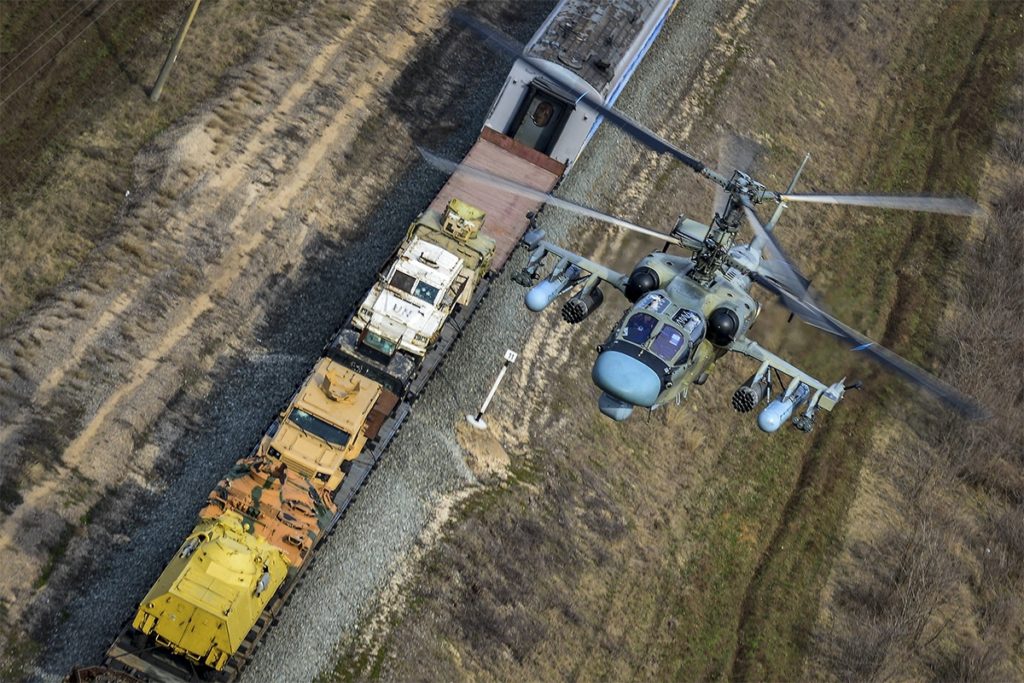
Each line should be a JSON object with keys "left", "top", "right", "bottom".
{"left": 355, "top": 238, "right": 464, "bottom": 357}
{"left": 261, "top": 358, "right": 383, "bottom": 492}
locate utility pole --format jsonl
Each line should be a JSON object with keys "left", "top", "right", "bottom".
{"left": 467, "top": 349, "right": 518, "bottom": 430}
{"left": 149, "top": 0, "right": 202, "bottom": 102}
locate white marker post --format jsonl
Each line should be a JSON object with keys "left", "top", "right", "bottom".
{"left": 467, "top": 349, "right": 518, "bottom": 430}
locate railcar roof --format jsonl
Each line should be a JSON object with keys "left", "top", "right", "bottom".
{"left": 527, "top": 0, "right": 665, "bottom": 95}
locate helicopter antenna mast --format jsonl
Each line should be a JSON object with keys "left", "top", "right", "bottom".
{"left": 762, "top": 153, "right": 811, "bottom": 235}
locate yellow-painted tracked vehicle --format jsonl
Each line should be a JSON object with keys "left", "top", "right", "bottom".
{"left": 131, "top": 512, "right": 289, "bottom": 671}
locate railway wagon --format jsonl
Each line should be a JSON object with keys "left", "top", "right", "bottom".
{"left": 72, "top": 1, "right": 674, "bottom": 680}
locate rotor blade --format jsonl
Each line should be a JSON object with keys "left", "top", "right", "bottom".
{"left": 418, "top": 147, "right": 699, "bottom": 249}
{"left": 757, "top": 258, "right": 812, "bottom": 294}
{"left": 779, "top": 193, "right": 982, "bottom": 217}
{"left": 714, "top": 133, "right": 760, "bottom": 215}
{"left": 751, "top": 273, "right": 988, "bottom": 419}
{"left": 742, "top": 202, "right": 812, "bottom": 293}
{"left": 451, "top": 9, "right": 709, "bottom": 175}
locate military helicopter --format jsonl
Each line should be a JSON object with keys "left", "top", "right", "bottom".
{"left": 422, "top": 13, "right": 987, "bottom": 431}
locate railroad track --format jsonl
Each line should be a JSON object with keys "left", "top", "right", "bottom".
{"left": 70, "top": 2, "right": 675, "bottom": 679}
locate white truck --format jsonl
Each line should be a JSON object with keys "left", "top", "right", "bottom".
{"left": 353, "top": 199, "right": 495, "bottom": 358}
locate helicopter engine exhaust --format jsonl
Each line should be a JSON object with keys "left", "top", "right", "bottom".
{"left": 562, "top": 286, "right": 604, "bottom": 324}
{"left": 757, "top": 382, "right": 811, "bottom": 433}
{"left": 732, "top": 373, "right": 768, "bottom": 413}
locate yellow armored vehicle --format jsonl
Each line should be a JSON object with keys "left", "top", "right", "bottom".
{"left": 131, "top": 511, "right": 289, "bottom": 671}
{"left": 261, "top": 357, "right": 395, "bottom": 492}
{"left": 353, "top": 199, "right": 495, "bottom": 357}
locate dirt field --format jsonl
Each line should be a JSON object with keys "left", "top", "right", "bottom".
{"left": 1, "top": 0, "right": 1021, "bottom": 681}
{"left": 806, "top": 53, "right": 1024, "bottom": 683}
{"left": 0, "top": 0, "right": 556, "bottom": 678}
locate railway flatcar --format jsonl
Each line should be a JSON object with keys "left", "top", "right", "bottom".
{"left": 73, "top": 1, "right": 675, "bottom": 681}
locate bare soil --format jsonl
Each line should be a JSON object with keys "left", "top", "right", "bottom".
{"left": 0, "top": 0, "right": 558, "bottom": 678}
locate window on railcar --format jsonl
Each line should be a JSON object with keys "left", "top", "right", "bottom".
{"left": 510, "top": 86, "right": 570, "bottom": 155}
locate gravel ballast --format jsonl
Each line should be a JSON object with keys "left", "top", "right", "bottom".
{"left": 31, "top": 0, "right": 736, "bottom": 679}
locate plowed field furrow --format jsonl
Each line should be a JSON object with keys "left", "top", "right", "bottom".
{"left": 0, "top": 0, "right": 444, "bottom": 638}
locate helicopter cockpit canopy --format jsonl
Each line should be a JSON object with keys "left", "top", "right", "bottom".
{"left": 593, "top": 292, "right": 707, "bottom": 415}
{"left": 617, "top": 292, "right": 705, "bottom": 364}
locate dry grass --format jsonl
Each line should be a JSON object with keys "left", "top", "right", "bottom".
{"left": 0, "top": 0, "right": 302, "bottom": 330}
{"left": 808, "top": 58, "right": 1024, "bottom": 682}
{"left": 324, "top": 1, "right": 1023, "bottom": 681}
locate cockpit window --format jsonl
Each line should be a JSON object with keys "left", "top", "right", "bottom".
{"left": 389, "top": 270, "right": 416, "bottom": 294}
{"left": 638, "top": 292, "right": 670, "bottom": 314}
{"left": 623, "top": 313, "right": 658, "bottom": 344}
{"left": 672, "top": 309, "right": 706, "bottom": 343}
{"left": 651, "top": 325, "right": 686, "bottom": 361}
{"left": 412, "top": 281, "right": 440, "bottom": 304}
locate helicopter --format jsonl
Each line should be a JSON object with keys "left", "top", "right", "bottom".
{"left": 422, "top": 12, "right": 987, "bottom": 432}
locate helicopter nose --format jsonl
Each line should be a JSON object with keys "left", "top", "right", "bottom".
{"left": 592, "top": 351, "right": 661, "bottom": 408}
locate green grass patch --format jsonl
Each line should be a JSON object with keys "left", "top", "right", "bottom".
{"left": 33, "top": 522, "right": 76, "bottom": 590}
{"left": 0, "top": 624, "right": 41, "bottom": 683}
{"left": 729, "top": 2, "right": 1023, "bottom": 679}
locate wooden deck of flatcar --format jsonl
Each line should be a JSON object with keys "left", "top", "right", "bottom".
{"left": 429, "top": 128, "right": 564, "bottom": 272}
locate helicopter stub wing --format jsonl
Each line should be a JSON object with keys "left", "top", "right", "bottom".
{"left": 519, "top": 233, "right": 629, "bottom": 297}
{"left": 729, "top": 337, "right": 832, "bottom": 395}
{"left": 728, "top": 337, "right": 848, "bottom": 432}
